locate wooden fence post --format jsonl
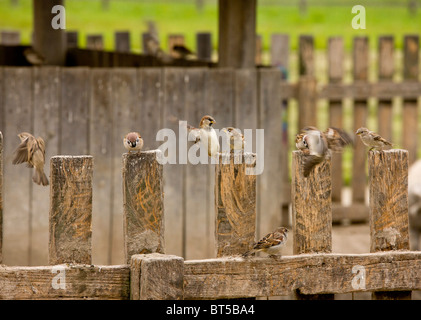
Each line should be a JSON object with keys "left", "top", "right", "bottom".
{"left": 215, "top": 153, "right": 256, "bottom": 257}
{"left": 115, "top": 31, "right": 130, "bottom": 53}
{"left": 292, "top": 150, "right": 333, "bottom": 299}
{"left": 196, "top": 32, "right": 212, "bottom": 61}
{"left": 369, "top": 149, "right": 412, "bottom": 300}
{"left": 130, "top": 253, "right": 184, "bottom": 300}
{"left": 0, "top": 131, "right": 2, "bottom": 264}
{"left": 49, "top": 156, "right": 93, "bottom": 265}
{"left": 122, "top": 151, "right": 164, "bottom": 264}
{"left": 402, "top": 35, "right": 419, "bottom": 165}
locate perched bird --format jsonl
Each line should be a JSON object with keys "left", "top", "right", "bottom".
{"left": 12, "top": 132, "right": 49, "bottom": 186}
{"left": 188, "top": 115, "right": 220, "bottom": 157}
{"left": 356, "top": 127, "right": 393, "bottom": 151}
{"left": 242, "top": 227, "right": 288, "bottom": 258}
{"left": 23, "top": 48, "right": 45, "bottom": 66}
{"left": 124, "top": 132, "right": 144, "bottom": 153}
{"left": 172, "top": 44, "right": 195, "bottom": 59}
{"left": 222, "top": 127, "right": 245, "bottom": 152}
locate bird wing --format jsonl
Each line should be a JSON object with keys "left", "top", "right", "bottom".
{"left": 373, "top": 133, "right": 392, "bottom": 146}
{"left": 253, "top": 231, "right": 284, "bottom": 250}
{"left": 324, "top": 127, "right": 353, "bottom": 152}
{"left": 12, "top": 136, "right": 30, "bottom": 165}
{"left": 302, "top": 154, "right": 324, "bottom": 177}
{"left": 187, "top": 124, "right": 201, "bottom": 143}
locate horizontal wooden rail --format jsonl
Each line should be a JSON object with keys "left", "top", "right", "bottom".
{"left": 183, "top": 251, "right": 421, "bottom": 299}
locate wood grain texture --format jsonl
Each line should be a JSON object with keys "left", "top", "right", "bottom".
{"left": 292, "top": 151, "right": 332, "bottom": 254}
{"left": 0, "top": 264, "right": 130, "bottom": 300}
{"left": 215, "top": 153, "right": 256, "bottom": 257}
{"left": 368, "top": 150, "right": 410, "bottom": 252}
{"left": 130, "top": 253, "right": 184, "bottom": 300}
{"left": 122, "top": 151, "right": 164, "bottom": 264}
{"left": 183, "top": 251, "right": 421, "bottom": 299}
{"left": 49, "top": 156, "right": 93, "bottom": 265}
{"left": 0, "top": 131, "right": 2, "bottom": 264}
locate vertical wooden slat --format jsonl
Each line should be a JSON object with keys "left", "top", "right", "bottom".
{"left": 255, "top": 34, "right": 262, "bottom": 65}
{"left": 122, "top": 151, "right": 164, "bottom": 264}
{"left": 270, "top": 33, "right": 289, "bottom": 69}
{"left": 299, "top": 35, "right": 314, "bottom": 77}
{"left": 49, "top": 156, "right": 93, "bottom": 265}
{"left": 66, "top": 31, "right": 78, "bottom": 49}
{"left": 3, "top": 67, "right": 32, "bottom": 266}
{"left": 258, "top": 69, "right": 285, "bottom": 238}
{"left": 86, "top": 35, "right": 104, "bottom": 50}
{"left": 369, "top": 150, "right": 411, "bottom": 300}
{"left": 60, "top": 67, "right": 90, "bottom": 155}
{"left": 377, "top": 36, "right": 394, "bottom": 143}
{"left": 292, "top": 150, "right": 333, "bottom": 299}
{"left": 402, "top": 35, "right": 419, "bottom": 165}
{"left": 297, "top": 75, "right": 317, "bottom": 130}
{"left": 115, "top": 31, "right": 130, "bottom": 53}
{"left": 168, "top": 34, "right": 185, "bottom": 58}
{"left": 215, "top": 153, "right": 257, "bottom": 257}
{"left": 184, "top": 68, "right": 211, "bottom": 259}
{"left": 196, "top": 32, "right": 212, "bottom": 61}
{"left": 31, "top": 66, "right": 60, "bottom": 266}
{"left": 90, "top": 68, "right": 113, "bottom": 265}
{"left": 163, "top": 68, "right": 186, "bottom": 257}
{"left": 352, "top": 37, "right": 369, "bottom": 205}
{"left": 111, "top": 68, "right": 139, "bottom": 264}
{"left": 328, "top": 37, "right": 344, "bottom": 204}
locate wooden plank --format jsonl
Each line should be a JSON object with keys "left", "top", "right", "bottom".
{"left": 66, "top": 31, "right": 78, "bottom": 49}
{"left": 402, "top": 35, "right": 419, "bottom": 165}
{"left": 31, "top": 67, "right": 60, "bottom": 266}
{"left": 377, "top": 36, "right": 394, "bottom": 143}
{"left": 368, "top": 149, "right": 411, "bottom": 299}
{"left": 168, "top": 34, "right": 185, "bottom": 58}
{"left": 162, "top": 68, "right": 186, "bottom": 257}
{"left": 90, "top": 68, "right": 113, "bottom": 265}
{"left": 0, "top": 31, "right": 20, "bottom": 45}
{"left": 183, "top": 251, "right": 421, "bottom": 299}
{"left": 86, "top": 35, "right": 104, "bottom": 50}
{"left": 218, "top": 0, "right": 257, "bottom": 68}
{"left": 49, "top": 156, "right": 93, "bottom": 265}
{"left": 130, "top": 253, "right": 184, "bottom": 300}
{"left": 60, "top": 67, "right": 90, "bottom": 155}
{"left": 255, "top": 34, "right": 262, "bottom": 65}
{"left": 328, "top": 37, "right": 344, "bottom": 203}
{"left": 270, "top": 33, "right": 289, "bottom": 68}
{"left": 2, "top": 67, "right": 33, "bottom": 266}
{"left": 352, "top": 37, "right": 369, "bottom": 204}
{"left": 215, "top": 153, "right": 257, "bottom": 257}
{"left": 0, "top": 264, "right": 130, "bottom": 300}
{"left": 111, "top": 68, "right": 139, "bottom": 264}
{"left": 184, "top": 68, "right": 212, "bottom": 260}
{"left": 258, "top": 69, "right": 286, "bottom": 239}
{"left": 122, "top": 151, "right": 164, "bottom": 264}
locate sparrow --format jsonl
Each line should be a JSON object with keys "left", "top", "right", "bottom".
{"left": 188, "top": 115, "right": 220, "bottom": 157}
{"left": 124, "top": 132, "right": 144, "bottom": 153}
{"left": 297, "top": 126, "right": 353, "bottom": 177}
{"left": 242, "top": 227, "right": 288, "bottom": 258}
{"left": 12, "top": 132, "right": 49, "bottom": 186}
{"left": 172, "top": 44, "right": 195, "bottom": 59}
{"left": 356, "top": 127, "right": 393, "bottom": 151}
{"left": 221, "top": 127, "right": 245, "bottom": 152}
{"left": 23, "top": 48, "right": 45, "bottom": 66}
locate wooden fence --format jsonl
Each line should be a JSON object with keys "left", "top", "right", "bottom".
{"left": 0, "top": 33, "right": 421, "bottom": 266}
{"left": 0, "top": 145, "right": 420, "bottom": 300}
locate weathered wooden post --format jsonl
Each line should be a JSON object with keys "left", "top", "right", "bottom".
{"left": 122, "top": 150, "right": 164, "bottom": 264}
{"left": 215, "top": 153, "right": 256, "bottom": 257}
{"left": 0, "top": 132, "right": 3, "bottom": 264}
{"left": 196, "top": 32, "right": 212, "bottom": 61}
{"left": 130, "top": 253, "right": 184, "bottom": 300}
{"left": 369, "top": 149, "right": 412, "bottom": 300}
{"left": 115, "top": 31, "right": 130, "bottom": 53}
{"left": 292, "top": 150, "right": 333, "bottom": 299}
{"left": 49, "top": 156, "right": 93, "bottom": 265}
